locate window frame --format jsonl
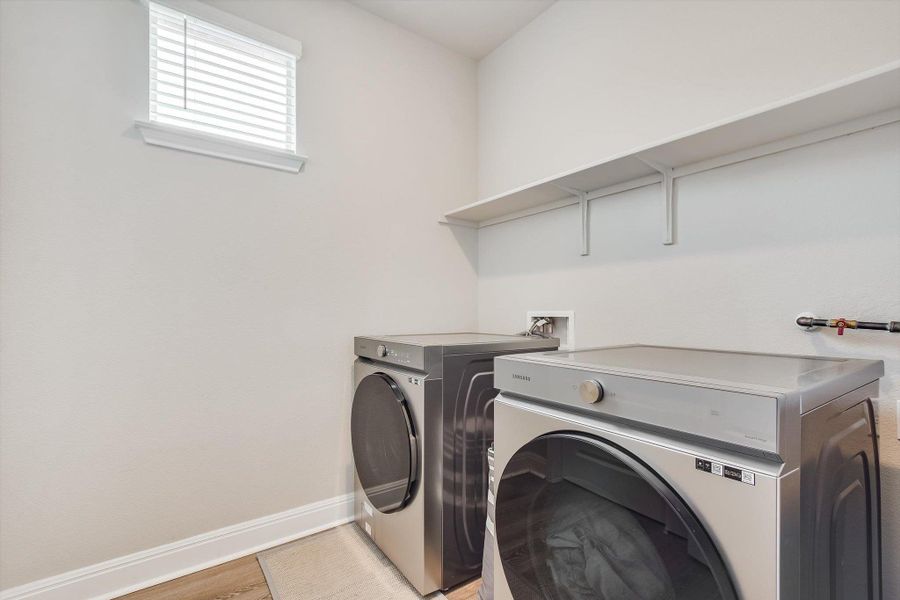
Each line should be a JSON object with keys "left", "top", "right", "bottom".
{"left": 135, "top": 0, "right": 306, "bottom": 172}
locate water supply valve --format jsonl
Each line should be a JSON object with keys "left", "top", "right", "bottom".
{"left": 796, "top": 313, "right": 899, "bottom": 335}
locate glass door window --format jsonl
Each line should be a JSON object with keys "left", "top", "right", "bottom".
{"left": 496, "top": 433, "right": 737, "bottom": 600}
{"left": 351, "top": 373, "right": 417, "bottom": 513}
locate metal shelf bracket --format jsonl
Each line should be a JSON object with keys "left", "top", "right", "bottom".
{"left": 637, "top": 157, "right": 675, "bottom": 245}
{"left": 552, "top": 184, "right": 590, "bottom": 256}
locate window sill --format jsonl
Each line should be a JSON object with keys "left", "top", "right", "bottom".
{"left": 135, "top": 120, "right": 306, "bottom": 173}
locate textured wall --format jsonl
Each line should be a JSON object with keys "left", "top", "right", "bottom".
{"left": 0, "top": 0, "right": 477, "bottom": 588}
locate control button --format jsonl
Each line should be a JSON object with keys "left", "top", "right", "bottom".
{"left": 376, "top": 344, "right": 388, "bottom": 358}
{"left": 723, "top": 466, "right": 743, "bottom": 482}
{"left": 579, "top": 379, "right": 604, "bottom": 403}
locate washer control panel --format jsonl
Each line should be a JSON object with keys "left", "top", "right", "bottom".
{"left": 494, "top": 357, "right": 779, "bottom": 459}
{"left": 695, "top": 457, "right": 756, "bottom": 486}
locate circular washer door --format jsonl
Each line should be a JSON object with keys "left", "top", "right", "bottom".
{"left": 496, "top": 432, "right": 737, "bottom": 600}
{"left": 351, "top": 373, "right": 417, "bottom": 513}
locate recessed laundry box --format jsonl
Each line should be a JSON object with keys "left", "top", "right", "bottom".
{"left": 351, "top": 333, "right": 559, "bottom": 595}
{"left": 491, "top": 345, "right": 884, "bottom": 600}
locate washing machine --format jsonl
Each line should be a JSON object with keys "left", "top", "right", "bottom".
{"left": 351, "top": 333, "right": 559, "bottom": 594}
{"left": 491, "top": 345, "right": 884, "bottom": 600}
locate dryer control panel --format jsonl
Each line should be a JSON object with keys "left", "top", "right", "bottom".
{"left": 354, "top": 337, "right": 426, "bottom": 371}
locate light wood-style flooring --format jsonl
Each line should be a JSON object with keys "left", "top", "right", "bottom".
{"left": 118, "top": 551, "right": 480, "bottom": 600}
{"left": 444, "top": 578, "right": 481, "bottom": 599}
{"left": 119, "top": 555, "right": 271, "bottom": 600}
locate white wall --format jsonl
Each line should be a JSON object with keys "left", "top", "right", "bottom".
{"left": 0, "top": 0, "right": 477, "bottom": 588}
{"left": 476, "top": 1, "right": 900, "bottom": 597}
{"left": 478, "top": 0, "right": 900, "bottom": 198}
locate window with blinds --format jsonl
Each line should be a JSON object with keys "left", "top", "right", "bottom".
{"left": 149, "top": 2, "right": 297, "bottom": 154}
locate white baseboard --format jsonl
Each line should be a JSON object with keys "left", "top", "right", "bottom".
{"left": 1, "top": 493, "right": 355, "bottom": 600}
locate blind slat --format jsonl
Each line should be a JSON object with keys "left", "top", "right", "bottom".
{"left": 151, "top": 22, "right": 186, "bottom": 44}
{"left": 187, "top": 72, "right": 294, "bottom": 105}
{"left": 185, "top": 31, "right": 290, "bottom": 73}
{"left": 154, "top": 83, "right": 292, "bottom": 124}
{"left": 187, "top": 47, "right": 290, "bottom": 85}
{"left": 153, "top": 56, "right": 293, "bottom": 103}
{"left": 148, "top": 2, "right": 297, "bottom": 154}
{"left": 155, "top": 78, "right": 292, "bottom": 116}
{"left": 152, "top": 29, "right": 292, "bottom": 81}
{"left": 153, "top": 54, "right": 290, "bottom": 98}
{"left": 153, "top": 92, "right": 294, "bottom": 133}
{"left": 153, "top": 103, "right": 289, "bottom": 141}
{"left": 152, "top": 37, "right": 184, "bottom": 55}
{"left": 151, "top": 113, "right": 289, "bottom": 149}
{"left": 150, "top": 13, "right": 183, "bottom": 30}
{"left": 155, "top": 72, "right": 292, "bottom": 113}
{"left": 186, "top": 55, "right": 288, "bottom": 92}
{"left": 187, "top": 19, "right": 294, "bottom": 64}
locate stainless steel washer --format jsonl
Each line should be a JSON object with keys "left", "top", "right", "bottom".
{"left": 491, "top": 345, "right": 883, "bottom": 600}
{"left": 351, "top": 333, "right": 559, "bottom": 594}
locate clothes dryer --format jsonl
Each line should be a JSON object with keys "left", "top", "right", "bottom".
{"left": 351, "top": 333, "right": 559, "bottom": 594}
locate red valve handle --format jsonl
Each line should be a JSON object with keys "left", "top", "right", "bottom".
{"left": 835, "top": 318, "right": 849, "bottom": 336}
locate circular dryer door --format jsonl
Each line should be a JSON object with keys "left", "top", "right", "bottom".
{"left": 351, "top": 373, "right": 417, "bottom": 513}
{"left": 496, "top": 433, "right": 737, "bottom": 600}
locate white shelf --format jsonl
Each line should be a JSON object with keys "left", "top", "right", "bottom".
{"left": 443, "top": 61, "right": 900, "bottom": 239}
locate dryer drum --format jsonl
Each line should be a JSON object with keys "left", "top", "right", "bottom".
{"left": 495, "top": 432, "right": 737, "bottom": 600}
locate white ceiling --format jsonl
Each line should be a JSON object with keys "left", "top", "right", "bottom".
{"left": 351, "top": 0, "right": 555, "bottom": 60}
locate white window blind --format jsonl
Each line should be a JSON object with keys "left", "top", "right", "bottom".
{"left": 149, "top": 2, "right": 297, "bottom": 154}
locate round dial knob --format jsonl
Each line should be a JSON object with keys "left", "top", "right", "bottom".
{"left": 579, "top": 379, "right": 604, "bottom": 403}
{"left": 376, "top": 344, "right": 388, "bottom": 358}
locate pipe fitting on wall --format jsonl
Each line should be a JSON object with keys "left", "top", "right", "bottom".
{"left": 796, "top": 313, "right": 900, "bottom": 334}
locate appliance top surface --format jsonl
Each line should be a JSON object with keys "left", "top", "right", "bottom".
{"left": 502, "top": 344, "right": 883, "bottom": 393}
{"left": 360, "top": 332, "right": 556, "bottom": 350}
